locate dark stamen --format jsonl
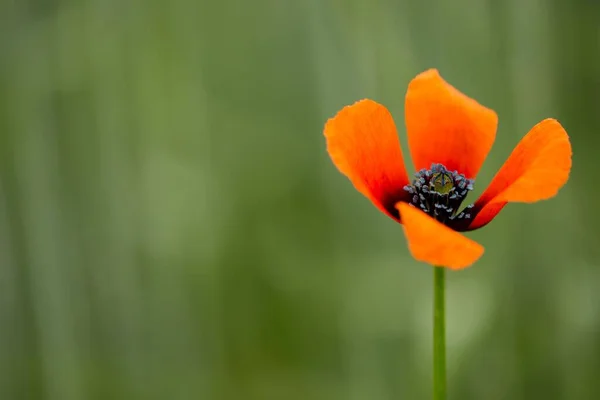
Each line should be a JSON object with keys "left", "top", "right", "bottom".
{"left": 403, "top": 163, "right": 475, "bottom": 224}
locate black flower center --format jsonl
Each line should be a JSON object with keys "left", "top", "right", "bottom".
{"left": 403, "top": 163, "right": 475, "bottom": 224}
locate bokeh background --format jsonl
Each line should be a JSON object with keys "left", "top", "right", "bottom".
{"left": 0, "top": 0, "right": 598, "bottom": 399}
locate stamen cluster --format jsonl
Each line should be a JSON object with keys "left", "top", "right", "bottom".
{"left": 403, "top": 163, "right": 475, "bottom": 224}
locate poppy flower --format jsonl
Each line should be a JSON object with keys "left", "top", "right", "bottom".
{"left": 324, "top": 69, "right": 572, "bottom": 269}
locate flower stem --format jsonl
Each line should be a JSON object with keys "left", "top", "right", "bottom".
{"left": 433, "top": 266, "right": 446, "bottom": 400}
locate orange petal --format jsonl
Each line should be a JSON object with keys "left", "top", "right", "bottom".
{"left": 461, "top": 119, "right": 572, "bottom": 231}
{"left": 324, "top": 99, "right": 411, "bottom": 220}
{"left": 396, "top": 202, "right": 484, "bottom": 270}
{"left": 405, "top": 69, "right": 498, "bottom": 179}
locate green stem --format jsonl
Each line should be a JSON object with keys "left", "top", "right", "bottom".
{"left": 433, "top": 266, "right": 446, "bottom": 400}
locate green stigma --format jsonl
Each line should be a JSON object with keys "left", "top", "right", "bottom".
{"left": 430, "top": 172, "right": 454, "bottom": 194}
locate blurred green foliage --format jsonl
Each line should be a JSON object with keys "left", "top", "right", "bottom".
{"left": 0, "top": 0, "right": 599, "bottom": 399}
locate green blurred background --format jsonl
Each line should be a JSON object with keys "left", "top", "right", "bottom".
{"left": 0, "top": 0, "right": 598, "bottom": 399}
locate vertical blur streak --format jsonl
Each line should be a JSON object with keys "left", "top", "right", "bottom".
{"left": 82, "top": 0, "right": 145, "bottom": 397}
{"left": 0, "top": 182, "right": 18, "bottom": 396}
{"left": 11, "top": 16, "right": 84, "bottom": 398}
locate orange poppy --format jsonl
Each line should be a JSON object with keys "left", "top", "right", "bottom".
{"left": 324, "top": 69, "right": 572, "bottom": 270}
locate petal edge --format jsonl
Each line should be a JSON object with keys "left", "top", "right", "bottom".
{"left": 405, "top": 69, "right": 498, "bottom": 179}
{"left": 324, "top": 99, "right": 411, "bottom": 220}
{"left": 462, "top": 118, "right": 572, "bottom": 231}
{"left": 396, "top": 202, "right": 484, "bottom": 270}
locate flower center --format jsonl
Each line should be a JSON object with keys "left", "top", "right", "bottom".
{"left": 403, "top": 163, "right": 475, "bottom": 224}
